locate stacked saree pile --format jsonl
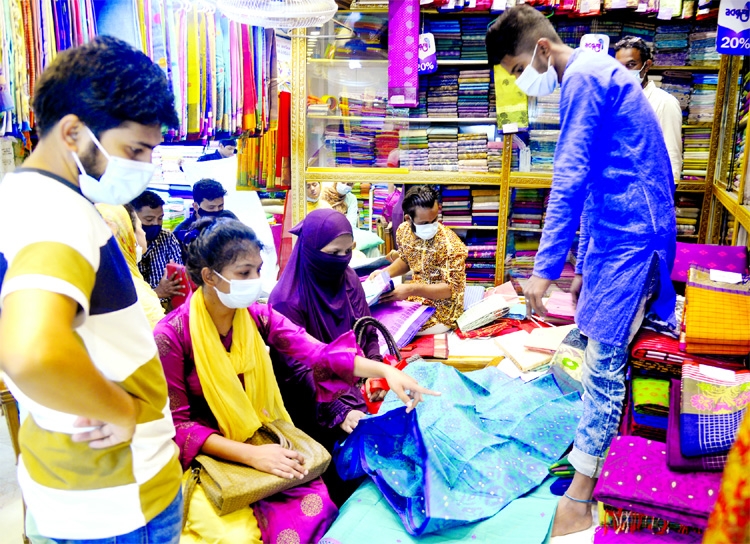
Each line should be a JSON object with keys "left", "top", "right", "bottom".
{"left": 593, "top": 435, "right": 722, "bottom": 536}
{"left": 457, "top": 70, "right": 491, "bottom": 119}
{"left": 510, "top": 189, "right": 547, "bottom": 230}
{"left": 528, "top": 130, "right": 560, "bottom": 173}
{"left": 471, "top": 188, "right": 500, "bottom": 227}
{"left": 653, "top": 24, "right": 691, "bottom": 66}
{"left": 426, "top": 69, "right": 459, "bottom": 118}
{"left": 457, "top": 132, "right": 488, "bottom": 173}
{"left": 688, "top": 25, "right": 720, "bottom": 67}
{"left": 688, "top": 73, "right": 718, "bottom": 125}
{"left": 440, "top": 185, "right": 472, "bottom": 227}
{"left": 626, "top": 377, "right": 670, "bottom": 441}
{"left": 465, "top": 237, "right": 498, "bottom": 285}
{"left": 398, "top": 129, "right": 429, "bottom": 171}
{"left": 682, "top": 126, "right": 712, "bottom": 180}
{"left": 427, "top": 127, "right": 458, "bottom": 172}
{"left": 333, "top": 362, "right": 582, "bottom": 536}
{"left": 370, "top": 301, "right": 436, "bottom": 354}
{"left": 459, "top": 16, "right": 492, "bottom": 61}
{"left": 487, "top": 141, "right": 503, "bottom": 173}
{"left": 424, "top": 18, "right": 461, "bottom": 60}
{"left": 682, "top": 266, "right": 750, "bottom": 356}
{"left": 1, "top": 0, "right": 97, "bottom": 136}
{"left": 374, "top": 130, "right": 400, "bottom": 168}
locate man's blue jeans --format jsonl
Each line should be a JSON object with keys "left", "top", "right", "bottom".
{"left": 568, "top": 271, "right": 657, "bottom": 479}
{"left": 30, "top": 490, "right": 182, "bottom": 544}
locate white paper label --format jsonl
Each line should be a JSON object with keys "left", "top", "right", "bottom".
{"left": 699, "top": 364, "right": 736, "bottom": 382}
{"left": 709, "top": 269, "right": 743, "bottom": 284}
{"left": 611, "top": 0, "right": 628, "bottom": 8}
{"left": 502, "top": 123, "right": 519, "bottom": 134}
{"left": 657, "top": 6, "right": 674, "bottom": 19}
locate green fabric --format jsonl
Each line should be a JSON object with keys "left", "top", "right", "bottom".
{"left": 632, "top": 377, "right": 670, "bottom": 416}
{"left": 321, "top": 479, "right": 556, "bottom": 544}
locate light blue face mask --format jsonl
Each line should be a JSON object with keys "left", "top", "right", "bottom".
{"left": 514, "top": 44, "right": 558, "bottom": 97}
{"left": 71, "top": 126, "right": 156, "bottom": 205}
{"left": 213, "top": 270, "right": 263, "bottom": 309}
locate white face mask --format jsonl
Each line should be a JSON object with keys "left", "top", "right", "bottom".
{"left": 71, "top": 126, "right": 156, "bottom": 205}
{"left": 629, "top": 66, "right": 646, "bottom": 84}
{"left": 306, "top": 195, "right": 320, "bottom": 203}
{"left": 213, "top": 270, "right": 263, "bottom": 309}
{"left": 135, "top": 244, "right": 143, "bottom": 263}
{"left": 514, "top": 45, "right": 558, "bottom": 97}
{"left": 414, "top": 222, "right": 439, "bottom": 241}
{"left": 336, "top": 182, "right": 353, "bottom": 196}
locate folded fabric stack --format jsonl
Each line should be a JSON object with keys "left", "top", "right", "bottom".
{"left": 487, "top": 141, "right": 503, "bottom": 173}
{"left": 627, "top": 376, "right": 670, "bottom": 441}
{"left": 411, "top": 75, "right": 428, "bottom": 119}
{"left": 528, "top": 130, "right": 560, "bottom": 173}
{"left": 682, "top": 126, "right": 712, "bottom": 179}
{"left": 440, "top": 185, "right": 472, "bottom": 227}
{"left": 529, "top": 89, "right": 561, "bottom": 127}
{"left": 374, "top": 130, "right": 400, "bottom": 168}
{"left": 354, "top": 183, "right": 370, "bottom": 228}
{"left": 426, "top": 127, "right": 458, "bottom": 172}
{"left": 675, "top": 194, "right": 701, "bottom": 236}
{"left": 630, "top": 330, "right": 747, "bottom": 380}
{"left": 622, "top": 21, "right": 657, "bottom": 52}
{"left": 369, "top": 301, "right": 436, "bottom": 354}
{"left": 425, "top": 18, "right": 461, "bottom": 60}
{"left": 509, "top": 188, "right": 546, "bottom": 230}
{"left": 688, "top": 73, "right": 718, "bottom": 125}
{"left": 458, "top": 69, "right": 491, "bottom": 119}
{"left": 660, "top": 71, "right": 692, "bottom": 120}
{"left": 590, "top": 19, "right": 624, "bottom": 55}
{"left": 324, "top": 123, "right": 377, "bottom": 167}
{"left": 466, "top": 235, "right": 498, "bottom": 285}
{"left": 426, "top": 69, "right": 459, "bottom": 118}
{"left": 489, "top": 77, "right": 497, "bottom": 119}
{"left": 460, "top": 16, "right": 492, "bottom": 61}
{"left": 506, "top": 234, "right": 541, "bottom": 288}
{"left": 457, "top": 132, "right": 488, "bottom": 172}
{"left": 554, "top": 21, "right": 591, "bottom": 48}
{"left": 472, "top": 188, "right": 499, "bottom": 227}
{"left": 399, "top": 129, "right": 429, "bottom": 171}
{"left": 682, "top": 266, "right": 750, "bottom": 356}
{"left": 689, "top": 25, "right": 719, "bottom": 67}
{"left": 593, "top": 436, "right": 722, "bottom": 535}
{"left": 653, "top": 23, "right": 691, "bottom": 66}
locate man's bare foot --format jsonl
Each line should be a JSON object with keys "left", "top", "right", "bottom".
{"left": 551, "top": 495, "right": 594, "bottom": 537}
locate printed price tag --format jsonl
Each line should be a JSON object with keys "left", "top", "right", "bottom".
{"left": 580, "top": 34, "right": 610, "bottom": 53}
{"left": 502, "top": 123, "right": 519, "bottom": 134}
{"left": 418, "top": 33, "right": 438, "bottom": 75}
{"left": 709, "top": 268, "right": 743, "bottom": 283}
{"left": 717, "top": 0, "right": 750, "bottom": 55}
{"left": 611, "top": 0, "right": 628, "bottom": 8}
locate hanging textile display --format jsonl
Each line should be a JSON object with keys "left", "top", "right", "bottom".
{"left": 0, "top": 0, "right": 97, "bottom": 138}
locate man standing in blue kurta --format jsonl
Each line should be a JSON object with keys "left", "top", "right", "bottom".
{"left": 487, "top": 6, "right": 677, "bottom": 537}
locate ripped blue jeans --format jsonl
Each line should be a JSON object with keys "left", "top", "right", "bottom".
{"left": 568, "top": 270, "right": 658, "bottom": 479}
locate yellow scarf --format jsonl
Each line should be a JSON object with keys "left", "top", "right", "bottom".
{"left": 188, "top": 288, "right": 291, "bottom": 442}
{"left": 95, "top": 204, "right": 165, "bottom": 329}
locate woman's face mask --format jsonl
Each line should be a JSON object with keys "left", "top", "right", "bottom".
{"left": 71, "top": 126, "right": 156, "bottom": 205}
{"left": 213, "top": 270, "right": 263, "bottom": 309}
{"left": 514, "top": 44, "right": 558, "bottom": 97}
{"left": 336, "top": 182, "right": 353, "bottom": 196}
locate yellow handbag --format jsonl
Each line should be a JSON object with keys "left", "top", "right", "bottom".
{"left": 183, "top": 420, "right": 331, "bottom": 517}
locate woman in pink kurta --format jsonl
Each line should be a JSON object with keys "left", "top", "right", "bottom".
{"left": 156, "top": 217, "right": 436, "bottom": 544}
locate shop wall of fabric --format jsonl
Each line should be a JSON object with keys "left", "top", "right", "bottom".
{"left": 0, "top": 0, "right": 97, "bottom": 138}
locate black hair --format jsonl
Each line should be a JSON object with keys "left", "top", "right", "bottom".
{"left": 614, "top": 36, "right": 653, "bottom": 64}
{"left": 486, "top": 5, "right": 561, "bottom": 67}
{"left": 193, "top": 179, "right": 228, "bottom": 206}
{"left": 403, "top": 185, "right": 439, "bottom": 219}
{"left": 185, "top": 217, "right": 263, "bottom": 286}
{"left": 32, "top": 36, "right": 178, "bottom": 137}
{"left": 219, "top": 139, "right": 237, "bottom": 147}
{"left": 131, "top": 190, "right": 165, "bottom": 211}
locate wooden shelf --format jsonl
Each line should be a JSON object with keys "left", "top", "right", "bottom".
{"left": 651, "top": 65, "right": 720, "bottom": 72}
{"left": 509, "top": 172, "right": 553, "bottom": 188}
{"left": 508, "top": 227, "right": 544, "bottom": 233}
{"left": 307, "top": 115, "right": 497, "bottom": 123}
{"left": 445, "top": 225, "right": 499, "bottom": 230}
{"left": 305, "top": 167, "right": 502, "bottom": 185}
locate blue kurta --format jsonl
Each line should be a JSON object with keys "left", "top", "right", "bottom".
{"left": 533, "top": 48, "right": 677, "bottom": 348}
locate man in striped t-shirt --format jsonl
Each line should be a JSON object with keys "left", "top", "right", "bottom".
{"left": 0, "top": 37, "right": 183, "bottom": 541}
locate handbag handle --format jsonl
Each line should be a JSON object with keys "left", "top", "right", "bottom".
{"left": 354, "top": 316, "right": 401, "bottom": 360}
{"left": 263, "top": 421, "right": 293, "bottom": 451}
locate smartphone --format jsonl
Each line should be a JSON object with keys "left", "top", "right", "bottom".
{"left": 166, "top": 263, "right": 191, "bottom": 309}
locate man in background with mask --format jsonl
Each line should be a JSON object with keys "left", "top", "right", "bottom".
{"left": 173, "top": 178, "right": 227, "bottom": 243}
{"left": 375, "top": 185, "right": 467, "bottom": 334}
{"left": 306, "top": 181, "right": 332, "bottom": 214}
{"left": 0, "top": 37, "right": 183, "bottom": 542}
{"left": 487, "top": 5, "right": 676, "bottom": 537}
{"left": 131, "top": 190, "right": 185, "bottom": 299}
{"left": 615, "top": 36, "right": 683, "bottom": 182}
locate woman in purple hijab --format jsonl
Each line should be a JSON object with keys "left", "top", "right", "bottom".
{"left": 269, "top": 209, "right": 381, "bottom": 504}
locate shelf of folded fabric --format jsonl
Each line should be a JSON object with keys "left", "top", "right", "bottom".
{"left": 305, "top": 167, "right": 502, "bottom": 184}
{"left": 307, "top": 115, "right": 498, "bottom": 123}
{"left": 446, "top": 225, "right": 499, "bottom": 230}
{"left": 650, "top": 65, "right": 721, "bottom": 72}
{"left": 676, "top": 179, "right": 707, "bottom": 192}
